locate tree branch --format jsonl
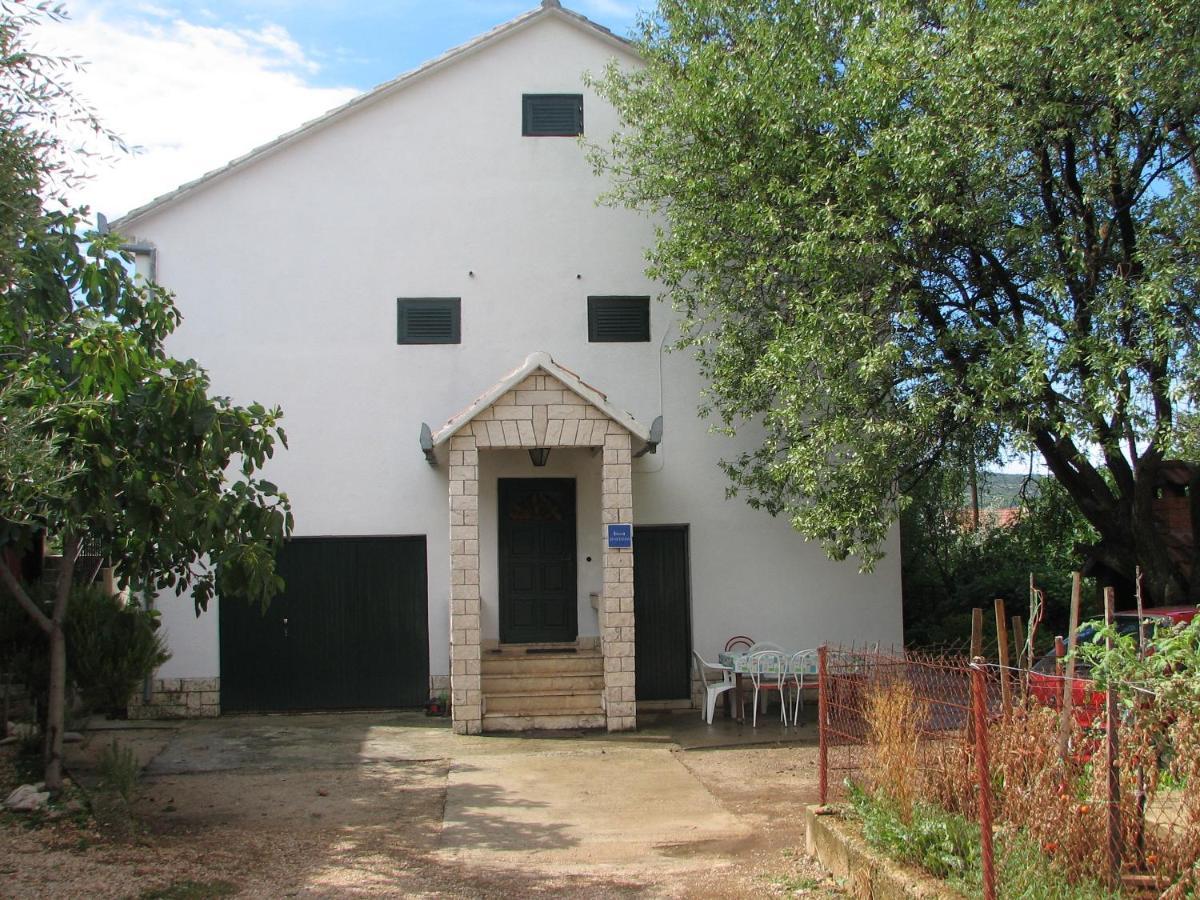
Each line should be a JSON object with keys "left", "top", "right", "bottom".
{"left": 0, "top": 556, "right": 52, "bottom": 634}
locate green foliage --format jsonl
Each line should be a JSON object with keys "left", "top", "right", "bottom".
{"left": 593, "top": 0, "right": 1200, "bottom": 601}
{"left": 96, "top": 738, "right": 139, "bottom": 801}
{"left": 902, "top": 471, "right": 1100, "bottom": 646}
{"left": 65, "top": 586, "right": 169, "bottom": 716}
{"left": 848, "top": 782, "right": 1118, "bottom": 898}
{"left": 1075, "top": 612, "right": 1200, "bottom": 714}
{"left": 2, "top": 583, "right": 169, "bottom": 718}
{"left": 0, "top": 210, "right": 294, "bottom": 611}
{"left": 849, "top": 782, "right": 980, "bottom": 882}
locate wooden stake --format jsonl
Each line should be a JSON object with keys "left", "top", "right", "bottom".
{"left": 1012, "top": 616, "right": 1026, "bottom": 670}
{"left": 1057, "top": 572, "right": 1082, "bottom": 768}
{"left": 1012, "top": 615, "right": 1026, "bottom": 697}
{"left": 970, "top": 608, "right": 984, "bottom": 660}
{"left": 995, "top": 598, "right": 1011, "bottom": 710}
{"left": 1135, "top": 567, "right": 1147, "bottom": 656}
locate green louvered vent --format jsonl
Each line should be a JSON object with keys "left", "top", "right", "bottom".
{"left": 588, "top": 296, "right": 650, "bottom": 342}
{"left": 522, "top": 94, "right": 583, "bottom": 136}
{"left": 397, "top": 298, "right": 461, "bottom": 344}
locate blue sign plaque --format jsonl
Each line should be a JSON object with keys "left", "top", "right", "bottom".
{"left": 606, "top": 523, "right": 633, "bottom": 549}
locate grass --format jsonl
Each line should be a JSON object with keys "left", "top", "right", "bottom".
{"left": 847, "top": 782, "right": 1118, "bottom": 899}
{"left": 97, "top": 739, "right": 139, "bottom": 801}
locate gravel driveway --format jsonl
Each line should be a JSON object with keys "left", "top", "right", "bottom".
{"left": 2, "top": 712, "right": 843, "bottom": 898}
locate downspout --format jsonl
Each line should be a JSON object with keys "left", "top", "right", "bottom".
{"left": 636, "top": 317, "right": 674, "bottom": 472}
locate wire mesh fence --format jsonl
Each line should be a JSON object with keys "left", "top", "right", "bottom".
{"left": 817, "top": 645, "right": 1200, "bottom": 898}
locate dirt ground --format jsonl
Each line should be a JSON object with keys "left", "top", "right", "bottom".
{"left": 1, "top": 713, "right": 845, "bottom": 899}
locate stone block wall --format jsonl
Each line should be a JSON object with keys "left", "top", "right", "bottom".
{"left": 127, "top": 677, "right": 220, "bottom": 719}
{"left": 446, "top": 367, "right": 639, "bottom": 734}
{"left": 600, "top": 427, "right": 636, "bottom": 731}
{"left": 460, "top": 372, "right": 631, "bottom": 449}
{"left": 448, "top": 432, "right": 482, "bottom": 735}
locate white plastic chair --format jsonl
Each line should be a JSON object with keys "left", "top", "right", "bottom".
{"left": 748, "top": 641, "right": 784, "bottom": 653}
{"left": 692, "top": 651, "right": 736, "bottom": 724}
{"left": 788, "top": 648, "right": 819, "bottom": 724}
{"left": 747, "top": 650, "right": 789, "bottom": 726}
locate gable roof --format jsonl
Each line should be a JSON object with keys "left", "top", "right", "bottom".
{"left": 112, "top": 1, "right": 635, "bottom": 230}
{"left": 431, "top": 350, "right": 652, "bottom": 447}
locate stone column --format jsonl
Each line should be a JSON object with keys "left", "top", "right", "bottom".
{"left": 448, "top": 434, "right": 481, "bottom": 735}
{"left": 600, "top": 427, "right": 636, "bottom": 731}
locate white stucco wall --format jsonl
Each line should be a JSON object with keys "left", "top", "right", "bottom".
{"left": 123, "top": 11, "right": 902, "bottom": 684}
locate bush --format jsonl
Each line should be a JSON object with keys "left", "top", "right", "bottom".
{"left": 97, "top": 738, "right": 139, "bottom": 800}
{"left": 66, "top": 586, "right": 170, "bottom": 717}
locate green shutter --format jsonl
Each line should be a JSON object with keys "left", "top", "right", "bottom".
{"left": 522, "top": 94, "right": 583, "bottom": 136}
{"left": 588, "top": 296, "right": 650, "bottom": 342}
{"left": 397, "top": 298, "right": 461, "bottom": 344}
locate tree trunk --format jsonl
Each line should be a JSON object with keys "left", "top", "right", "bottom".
{"left": 43, "top": 532, "right": 81, "bottom": 793}
{"left": 43, "top": 622, "right": 67, "bottom": 791}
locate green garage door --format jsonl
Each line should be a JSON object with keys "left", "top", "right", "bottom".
{"left": 220, "top": 536, "right": 429, "bottom": 711}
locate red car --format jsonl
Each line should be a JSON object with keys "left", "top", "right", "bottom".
{"left": 1028, "top": 606, "right": 1197, "bottom": 726}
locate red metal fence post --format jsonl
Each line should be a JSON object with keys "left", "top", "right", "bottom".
{"left": 1104, "top": 586, "right": 1123, "bottom": 886}
{"left": 971, "top": 661, "right": 997, "bottom": 900}
{"left": 818, "top": 644, "right": 828, "bottom": 805}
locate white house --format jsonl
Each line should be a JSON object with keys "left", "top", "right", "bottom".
{"left": 113, "top": 1, "right": 902, "bottom": 734}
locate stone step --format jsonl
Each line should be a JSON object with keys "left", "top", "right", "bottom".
{"left": 483, "top": 641, "right": 595, "bottom": 653}
{"left": 481, "top": 652, "right": 604, "bottom": 676}
{"left": 481, "top": 672, "right": 606, "bottom": 694}
{"left": 485, "top": 690, "right": 604, "bottom": 716}
{"left": 481, "top": 711, "right": 607, "bottom": 732}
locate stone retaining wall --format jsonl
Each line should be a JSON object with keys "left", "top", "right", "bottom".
{"left": 127, "top": 677, "right": 220, "bottom": 719}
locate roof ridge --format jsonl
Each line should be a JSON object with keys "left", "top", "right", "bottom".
{"left": 111, "top": 4, "right": 635, "bottom": 230}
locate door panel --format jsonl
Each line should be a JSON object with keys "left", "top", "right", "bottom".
{"left": 499, "top": 478, "right": 577, "bottom": 643}
{"left": 634, "top": 526, "right": 692, "bottom": 701}
{"left": 220, "top": 536, "right": 429, "bottom": 711}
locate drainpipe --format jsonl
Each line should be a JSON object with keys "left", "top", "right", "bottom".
{"left": 637, "top": 317, "right": 674, "bottom": 472}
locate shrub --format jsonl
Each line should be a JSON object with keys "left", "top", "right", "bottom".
{"left": 66, "top": 586, "right": 170, "bottom": 717}
{"left": 97, "top": 738, "right": 139, "bottom": 800}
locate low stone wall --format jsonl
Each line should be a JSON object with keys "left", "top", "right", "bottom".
{"left": 127, "top": 677, "right": 220, "bottom": 719}
{"left": 805, "top": 806, "right": 962, "bottom": 899}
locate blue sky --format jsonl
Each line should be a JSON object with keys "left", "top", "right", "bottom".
{"left": 188, "top": 1, "right": 643, "bottom": 89}
{"left": 33, "top": 1, "right": 646, "bottom": 219}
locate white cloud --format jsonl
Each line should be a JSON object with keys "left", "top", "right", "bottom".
{"left": 31, "top": 2, "right": 359, "bottom": 221}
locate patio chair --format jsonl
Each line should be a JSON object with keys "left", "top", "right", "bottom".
{"left": 692, "top": 651, "right": 736, "bottom": 724}
{"left": 747, "top": 641, "right": 783, "bottom": 653}
{"left": 788, "top": 648, "right": 819, "bottom": 724}
{"left": 724, "top": 635, "right": 754, "bottom": 652}
{"left": 747, "top": 650, "right": 789, "bottom": 727}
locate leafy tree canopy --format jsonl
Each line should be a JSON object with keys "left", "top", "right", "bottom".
{"left": 592, "top": 0, "right": 1200, "bottom": 603}
{"left": 0, "top": 2, "right": 291, "bottom": 789}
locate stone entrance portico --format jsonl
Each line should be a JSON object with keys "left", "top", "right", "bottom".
{"left": 428, "top": 352, "right": 653, "bottom": 735}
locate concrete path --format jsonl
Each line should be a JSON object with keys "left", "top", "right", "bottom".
{"left": 439, "top": 744, "right": 748, "bottom": 873}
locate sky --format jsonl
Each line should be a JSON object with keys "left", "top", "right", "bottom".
{"left": 29, "top": 0, "right": 645, "bottom": 221}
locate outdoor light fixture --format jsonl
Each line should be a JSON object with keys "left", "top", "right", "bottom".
{"left": 528, "top": 448, "right": 551, "bottom": 467}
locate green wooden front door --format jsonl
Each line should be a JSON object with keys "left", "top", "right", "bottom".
{"left": 498, "top": 478, "right": 577, "bottom": 644}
